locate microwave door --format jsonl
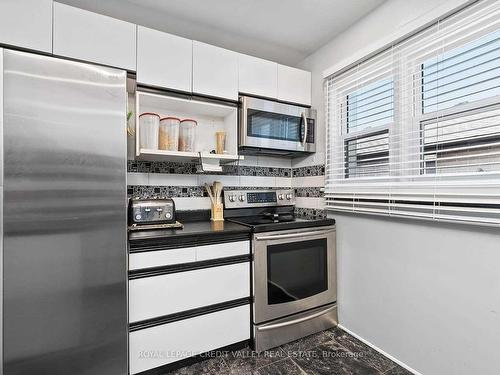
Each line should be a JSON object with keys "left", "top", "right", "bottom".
{"left": 242, "top": 108, "right": 305, "bottom": 151}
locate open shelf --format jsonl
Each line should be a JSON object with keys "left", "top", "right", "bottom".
{"left": 136, "top": 148, "right": 243, "bottom": 164}
{"left": 135, "top": 91, "right": 242, "bottom": 166}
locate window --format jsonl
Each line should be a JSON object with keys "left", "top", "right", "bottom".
{"left": 347, "top": 78, "right": 394, "bottom": 133}
{"left": 345, "top": 129, "right": 389, "bottom": 178}
{"left": 342, "top": 78, "right": 394, "bottom": 178}
{"left": 419, "top": 29, "right": 500, "bottom": 176}
{"left": 421, "top": 107, "right": 500, "bottom": 175}
{"left": 421, "top": 30, "right": 500, "bottom": 114}
{"left": 325, "top": 0, "right": 500, "bottom": 225}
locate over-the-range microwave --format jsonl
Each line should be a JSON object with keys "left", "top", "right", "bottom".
{"left": 238, "top": 96, "right": 317, "bottom": 156}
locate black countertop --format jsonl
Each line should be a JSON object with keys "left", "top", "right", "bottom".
{"left": 128, "top": 210, "right": 252, "bottom": 252}
{"left": 129, "top": 220, "right": 252, "bottom": 242}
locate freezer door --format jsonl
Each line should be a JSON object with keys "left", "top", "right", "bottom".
{"left": 2, "top": 50, "right": 127, "bottom": 375}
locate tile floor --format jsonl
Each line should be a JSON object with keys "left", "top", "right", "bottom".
{"left": 165, "top": 327, "right": 413, "bottom": 375}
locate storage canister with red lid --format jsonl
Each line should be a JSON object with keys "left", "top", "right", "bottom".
{"left": 159, "top": 117, "right": 180, "bottom": 151}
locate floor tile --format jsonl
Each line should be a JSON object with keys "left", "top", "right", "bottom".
{"left": 327, "top": 328, "right": 395, "bottom": 373}
{"left": 164, "top": 356, "right": 230, "bottom": 375}
{"left": 163, "top": 328, "right": 410, "bottom": 375}
{"left": 383, "top": 364, "right": 414, "bottom": 375}
{"left": 255, "top": 358, "right": 305, "bottom": 375}
{"left": 280, "top": 330, "right": 333, "bottom": 354}
{"left": 223, "top": 346, "right": 287, "bottom": 375}
{"left": 292, "top": 341, "right": 379, "bottom": 375}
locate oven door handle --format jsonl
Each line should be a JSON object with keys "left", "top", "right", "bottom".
{"left": 256, "top": 305, "right": 336, "bottom": 332}
{"left": 301, "top": 112, "right": 308, "bottom": 146}
{"left": 254, "top": 228, "right": 335, "bottom": 241}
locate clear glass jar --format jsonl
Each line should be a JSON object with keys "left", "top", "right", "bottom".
{"left": 179, "top": 119, "right": 197, "bottom": 152}
{"left": 159, "top": 117, "right": 180, "bottom": 151}
{"left": 139, "top": 113, "right": 160, "bottom": 149}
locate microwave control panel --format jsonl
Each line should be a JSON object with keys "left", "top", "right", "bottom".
{"left": 306, "top": 119, "right": 315, "bottom": 143}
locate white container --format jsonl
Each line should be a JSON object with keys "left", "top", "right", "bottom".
{"left": 179, "top": 119, "right": 197, "bottom": 152}
{"left": 139, "top": 112, "right": 160, "bottom": 149}
{"left": 159, "top": 117, "right": 180, "bottom": 151}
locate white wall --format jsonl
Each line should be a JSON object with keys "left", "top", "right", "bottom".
{"left": 335, "top": 214, "right": 500, "bottom": 375}
{"left": 297, "top": 0, "right": 500, "bottom": 374}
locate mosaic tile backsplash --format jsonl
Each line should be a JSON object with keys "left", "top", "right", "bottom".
{"left": 292, "top": 164, "right": 325, "bottom": 177}
{"left": 294, "top": 207, "right": 327, "bottom": 220}
{"left": 127, "top": 161, "right": 326, "bottom": 205}
{"left": 294, "top": 187, "right": 323, "bottom": 198}
{"left": 128, "top": 160, "right": 292, "bottom": 177}
{"left": 128, "top": 185, "right": 290, "bottom": 199}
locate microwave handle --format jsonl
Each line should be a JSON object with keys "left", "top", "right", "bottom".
{"left": 301, "top": 112, "right": 308, "bottom": 146}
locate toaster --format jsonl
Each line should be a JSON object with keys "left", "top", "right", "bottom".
{"left": 129, "top": 198, "right": 176, "bottom": 226}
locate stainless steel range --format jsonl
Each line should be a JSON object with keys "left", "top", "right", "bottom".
{"left": 224, "top": 189, "right": 337, "bottom": 352}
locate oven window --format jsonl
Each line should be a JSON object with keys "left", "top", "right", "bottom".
{"left": 267, "top": 239, "right": 328, "bottom": 304}
{"left": 247, "top": 109, "right": 302, "bottom": 142}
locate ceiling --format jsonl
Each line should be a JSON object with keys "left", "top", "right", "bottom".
{"left": 56, "top": 0, "right": 386, "bottom": 66}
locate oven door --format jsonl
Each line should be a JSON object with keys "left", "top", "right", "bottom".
{"left": 253, "top": 226, "right": 336, "bottom": 324}
{"left": 239, "top": 96, "right": 316, "bottom": 153}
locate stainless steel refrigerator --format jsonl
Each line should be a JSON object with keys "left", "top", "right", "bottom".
{"left": 0, "top": 49, "right": 128, "bottom": 374}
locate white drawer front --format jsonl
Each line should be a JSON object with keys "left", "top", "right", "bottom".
{"left": 129, "top": 304, "right": 250, "bottom": 374}
{"left": 129, "top": 262, "right": 250, "bottom": 323}
{"left": 129, "top": 241, "right": 249, "bottom": 271}
{"left": 129, "top": 247, "right": 196, "bottom": 270}
{"left": 196, "top": 240, "right": 249, "bottom": 261}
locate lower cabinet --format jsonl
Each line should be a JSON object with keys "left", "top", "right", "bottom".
{"left": 128, "top": 238, "right": 251, "bottom": 374}
{"left": 129, "top": 304, "right": 250, "bottom": 374}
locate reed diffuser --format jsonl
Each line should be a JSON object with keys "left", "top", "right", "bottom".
{"left": 205, "top": 181, "right": 224, "bottom": 221}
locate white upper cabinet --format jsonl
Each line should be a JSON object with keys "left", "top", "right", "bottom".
{"left": 0, "top": 0, "right": 52, "bottom": 53}
{"left": 137, "top": 26, "right": 192, "bottom": 92}
{"left": 193, "top": 41, "right": 238, "bottom": 101}
{"left": 53, "top": 3, "right": 136, "bottom": 71}
{"left": 277, "top": 64, "right": 312, "bottom": 106}
{"left": 238, "top": 54, "right": 278, "bottom": 99}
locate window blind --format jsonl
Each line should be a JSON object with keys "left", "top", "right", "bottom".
{"left": 325, "top": 0, "right": 500, "bottom": 226}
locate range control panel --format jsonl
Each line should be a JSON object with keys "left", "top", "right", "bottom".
{"left": 224, "top": 189, "right": 295, "bottom": 209}
{"left": 129, "top": 198, "right": 176, "bottom": 225}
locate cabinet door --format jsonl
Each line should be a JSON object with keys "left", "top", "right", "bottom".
{"left": 0, "top": 0, "right": 52, "bottom": 53}
{"left": 137, "top": 26, "right": 192, "bottom": 92}
{"left": 53, "top": 3, "right": 136, "bottom": 71}
{"left": 238, "top": 54, "right": 277, "bottom": 99}
{"left": 193, "top": 41, "right": 238, "bottom": 100}
{"left": 277, "top": 64, "right": 312, "bottom": 106}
